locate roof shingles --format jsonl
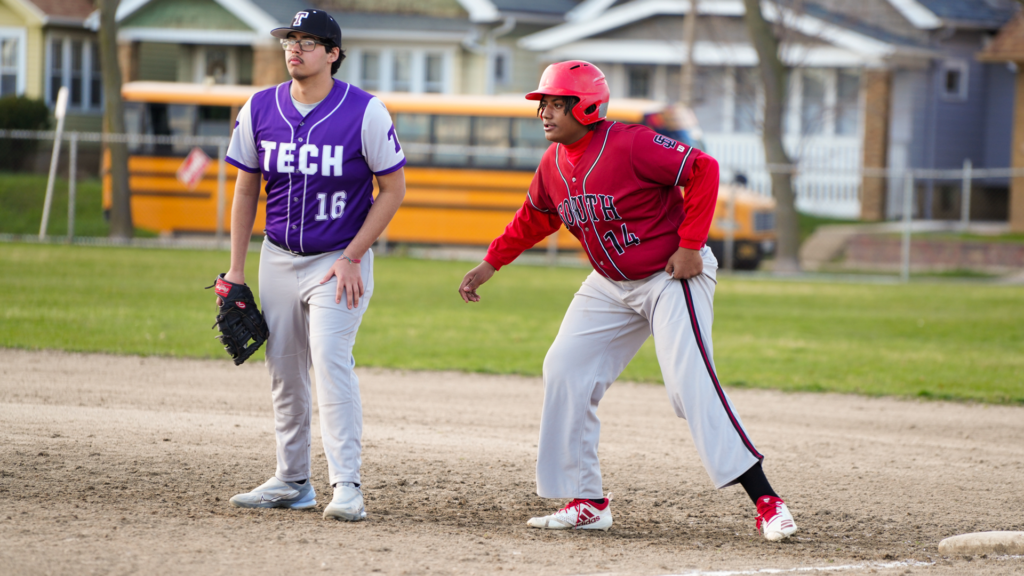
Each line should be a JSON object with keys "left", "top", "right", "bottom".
{"left": 916, "top": 0, "right": 1017, "bottom": 27}
{"left": 25, "top": 0, "right": 95, "bottom": 20}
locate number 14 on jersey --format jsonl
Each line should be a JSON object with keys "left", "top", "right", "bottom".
{"left": 603, "top": 223, "right": 641, "bottom": 255}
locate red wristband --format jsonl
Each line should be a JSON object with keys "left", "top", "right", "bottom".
{"left": 339, "top": 255, "right": 361, "bottom": 264}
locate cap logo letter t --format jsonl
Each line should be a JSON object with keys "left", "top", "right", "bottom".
{"left": 292, "top": 11, "right": 309, "bottom": 26}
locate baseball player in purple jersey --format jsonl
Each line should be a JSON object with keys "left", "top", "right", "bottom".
{"left": 219, "top": 9, "right": 406, "bottom": 521}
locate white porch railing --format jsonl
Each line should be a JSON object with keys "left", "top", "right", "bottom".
{"left": 703, "top": 133, "right": 863, "bottom": 219}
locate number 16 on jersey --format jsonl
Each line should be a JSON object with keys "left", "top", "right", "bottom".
{"left": 316, "top": 191, "right": 348, "bottom": 221}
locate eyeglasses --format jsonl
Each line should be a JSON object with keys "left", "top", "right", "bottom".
{"left": 280, "top": 38, "right": 326, "bottom": 52}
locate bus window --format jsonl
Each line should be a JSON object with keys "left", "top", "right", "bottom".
{"left": 197, "top": 105, "right": 232, "bottom": 156}
{"left": 124, "top": 102, "right": 144, "bottom": 153}
{"left": 473, "top": 116, "right": 511, "bottom": 168}
{"left": 166, "top": 104, "right": 196, "bottom": 155}
{"left": 512, "top": 117, "right": 546, "bottom": 169}
{"left": 144, "top": 103, "right": 196, "bottom": 156}
{"left": 395, "top": 113, "right": 430, "bottom": 165}
{"left": 434, "top": 115, "right": 470, "bottom": 166}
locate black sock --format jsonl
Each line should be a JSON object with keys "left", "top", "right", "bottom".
{"left": 295, "top": 479, "right": 307, "bottom": 485}
{"left": 588, "top": 498, "right": 605, "bottom": 504}
{"left": 737, "top": 462, "right": 778, "bottom": 505}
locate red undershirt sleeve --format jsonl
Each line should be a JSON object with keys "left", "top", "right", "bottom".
{"left": 677, "top": 154, "right": 720, "bottom": 250}
{"left": 484, "top": 199, "right": 562, "bottom": 271}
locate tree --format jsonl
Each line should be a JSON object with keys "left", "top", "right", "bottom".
{"left": 741, "top": 0, "right": 799, "bottom": 272}
{"left": 97, "top": 0, "right": 132, "bottom": 238}
{"left": 679, "top": 0, "right": 699, "bottom": 107}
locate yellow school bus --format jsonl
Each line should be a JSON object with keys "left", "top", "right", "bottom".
{"left": 107, "top": 81, "right": 775, "bottom": 268}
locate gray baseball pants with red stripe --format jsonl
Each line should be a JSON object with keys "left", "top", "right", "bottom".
{"left": 536, "top": 245, "right": 761, "bottom": 499}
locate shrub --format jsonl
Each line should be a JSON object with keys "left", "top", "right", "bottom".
{"left": 0, "top": 96, "right": 50, "bottom": 170}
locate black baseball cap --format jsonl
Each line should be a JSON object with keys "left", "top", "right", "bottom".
{"left": 271, "top": 9, "right": 342, "bottom": 47}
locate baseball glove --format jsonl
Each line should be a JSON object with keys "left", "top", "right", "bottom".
{"left": 207, "top": 274, "right": 269, "bottom": 365}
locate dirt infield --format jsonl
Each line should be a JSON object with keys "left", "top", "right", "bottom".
{"left": 1, "top": 349, "right": 1022, "bottom": 576}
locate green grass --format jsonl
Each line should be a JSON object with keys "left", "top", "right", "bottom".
{"left": 1, "top": 244, "right": 1022, "bottom": 404}
{"left": 798, "top": 212, "right": 858, "bottom": 243}
{"left": 917, "top": 232, "right": 1024, "bottom": 244}
{"left": 0, "top": 172, "right": 155, "bottom": 237}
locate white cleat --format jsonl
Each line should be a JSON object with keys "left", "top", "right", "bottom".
{"left": 756, "top": 496, "right": 798, "bottom": 541}
{"left": 527, "top": 494, "right": 613, "bottom": 531}
{"left": 229, "top": 477, "right": 316, "bottom": 509}
{"left": 323, "top": 482, "right": 367, "bottom": 522}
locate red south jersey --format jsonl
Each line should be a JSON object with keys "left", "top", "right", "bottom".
{"left": 484, "top": 120, "right": 719, "bottom": 281}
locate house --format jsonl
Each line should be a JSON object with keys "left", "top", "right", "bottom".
{"left": 977, "top": 11, "right": 1024, "bottom": 233}
{"left": 0, "top": 0, "right": 101, "bottom": 131}
{"left": 328, "top": 0, "right": 579, "bottom": 96}
{"left": 517, "top": 0, "right": 1019, "bottom": 221}
{"left": 102, "top": 0, "right": 578, "bottom": 98}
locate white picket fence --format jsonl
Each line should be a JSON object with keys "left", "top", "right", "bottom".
{"left": 704, "top": 133, "right": 862, "bottom": 219}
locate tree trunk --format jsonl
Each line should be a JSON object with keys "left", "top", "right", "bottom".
{"left": 679, "top": 0, "right": 699, "bottom": 107}
{"left": 97, "top": 0, "right": 132, "bottom": 239}
{"left": 741, "top": 0, "right": 799, "bottom": 272}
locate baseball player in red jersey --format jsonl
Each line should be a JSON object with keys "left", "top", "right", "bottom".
{"left": 458, "top": 61, "right": 798, "bottom": 540}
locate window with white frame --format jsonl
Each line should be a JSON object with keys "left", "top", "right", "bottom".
{"left": 354, "top": 49, "right": 450, "bottom": 94}
{"left": 733, "top": 67, "right": 759, "bottom": 133}
{"left": 940, "top": 59, "right": 968, "bottom": 102}
{"left": 361, "top": 51, "right": 381, "bottom": 91}
{"left": 90, "top": 43, "right": 101, "bottom": 105}
{"left": 800, "top": 69, "right": 828, "bottom": 135}
{"left": 835, "top": 70, "right": 860, "bottom": 136}
{"left": 193, "top": 46, "right": 238, "bottom": 85}
{"left": 424, "top": 52, "right": 444, "bottom": 93}
{"left": 628, "top": 66, "right": 652, "bottom": 98}
{"left": 393, "top": 50, "right": 412, "bottom": 92}
{"left": 0, "top": 28, "right": 26, "bottom": 97}
{"left": 48, "top": 34, "right": 101, "bottom": 111}
{"left": 491, "top": 47, "right": 512, "bottom": 88}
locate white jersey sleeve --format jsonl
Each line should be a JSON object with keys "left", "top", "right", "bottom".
{"left": 225, "top": 98, "right": 259, "bottom": 173}
{"left": 361, "top": 97, "right": 406, "bottom": 175}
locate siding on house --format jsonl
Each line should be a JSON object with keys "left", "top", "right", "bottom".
{"left": 460, "top": 45, "right": 486, "bottom": 94}
{"left": 127, "top": 0, "right": 250, "bottom": 31}
{"left": 926, "top": 32, "right": 991, "bottom": 170}
{"left": 316, "top": 0, "right": 466, "bottom": 18}
{"left": 983, "top": 63, "right": 1015, "bottom": 170}
{"left": 24, "top": 20, "right": 42, "bottom": 99}
{"left": 137, "top": 42, "right": 181, "bottom": 82}
{"left": 0, "top": 3, "right": 38, "bottom": 99}
{"left": 508, "top": 32, "right": 546, "bottom": 95}
{"left": 0, "top": 2, "right": 19, "bottom": 24}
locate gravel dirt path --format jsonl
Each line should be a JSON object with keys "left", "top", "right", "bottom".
{"left": 1, "top": 348, "right": 1022, "bottom": 576}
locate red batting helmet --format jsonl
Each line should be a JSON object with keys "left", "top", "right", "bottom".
{"left": 526, "top": 61, "right": 610, "bottom": 125}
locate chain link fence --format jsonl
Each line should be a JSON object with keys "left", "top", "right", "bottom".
{"left": 1, "top": 130, "right": 1021, "bottom": 279}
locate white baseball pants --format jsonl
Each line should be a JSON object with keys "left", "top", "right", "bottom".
{"left": 258, "top": 239, "right": 373, "bottom": 487}
{"left": 536, "top": 245, "right": 762, "bottom": 499}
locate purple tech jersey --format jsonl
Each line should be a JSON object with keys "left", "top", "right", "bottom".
{"left": 226, "top": 80, "right": 405, "bottom": 254}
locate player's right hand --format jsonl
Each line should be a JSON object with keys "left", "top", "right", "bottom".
{"left": 459, "top": 261, "right": 496, "bottom": 303}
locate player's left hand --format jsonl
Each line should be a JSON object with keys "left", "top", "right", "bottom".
{"left": 665, "top": 247, "right": 703, "bottom": 280}
{"left": 320, "top": 255, "right": 365, "bottom": 309}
